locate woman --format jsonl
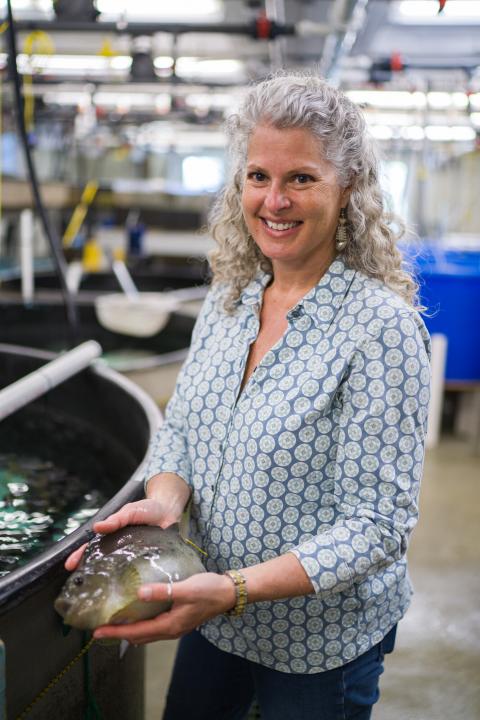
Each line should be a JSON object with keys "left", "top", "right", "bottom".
{"left": 67, "top": 72, "right": 431, "bottom": 720}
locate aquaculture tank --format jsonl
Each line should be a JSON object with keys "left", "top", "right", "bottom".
{"left": 0, "top": 343, "right": 162, "bottom": 720}
{"left": 0, "top": 296, "right": 198, "bottom": 406}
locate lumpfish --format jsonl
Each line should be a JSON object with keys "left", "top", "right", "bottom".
{"left": 54, "top": 524, "right": 206, "bottom": 630}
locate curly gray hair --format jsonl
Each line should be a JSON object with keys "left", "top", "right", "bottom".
{"left": 208, "top": 71, "right": 419, "bottom": 311}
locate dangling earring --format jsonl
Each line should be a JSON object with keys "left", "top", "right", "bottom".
{"left": 335, "top": 207, "right": 348, "bottom": 252}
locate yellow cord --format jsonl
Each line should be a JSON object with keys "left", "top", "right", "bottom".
{"left": 181, "top": 535, "right": 208, "bottom": 557}
{"left": 15, "top": 636, "right": 96, "bottom": 720}
{"left": 22, "top": 31, "right": 55, "bottom": 133}
{"left": 63, "top": 180, "right": 99, "bottom": 247}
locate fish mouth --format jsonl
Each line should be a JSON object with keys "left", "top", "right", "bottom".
{"left": 54, "top": 596, "right": 105, "bottom": 630}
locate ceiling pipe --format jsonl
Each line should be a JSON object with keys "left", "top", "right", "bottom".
{"left": 13, "top": 19, "right": 296, "bottom": 37}
{"left": 11, "top": 16, "right": 343, "bottom": 41}
{"left": 317, "top": 0, "right": 369, "bottom": 80}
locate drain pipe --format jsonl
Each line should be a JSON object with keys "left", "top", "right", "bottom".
{"left": 0, "top": 341, "right": 102, "bottom": 422}
{"left": 19, "top": 209, "right": 34, "bottom": 306}
{"left": 5, "top": 0, "right": 79, "bottom": 345}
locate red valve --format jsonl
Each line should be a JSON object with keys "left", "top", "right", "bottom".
{"left": 256, "top": 13, "right": 272, "bottom": 39}
{"left": 390, "top": 52, "right": 403, "bottom": 72}
{"left": 438, "top": 0, "right": 447, "bottom": 13}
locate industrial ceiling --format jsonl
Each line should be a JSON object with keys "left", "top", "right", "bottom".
{"left": 2, "top": 0, "right": 479, "bottom": 90}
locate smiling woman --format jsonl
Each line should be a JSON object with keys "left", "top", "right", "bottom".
{"left": 65, "top": 71, "right": 431, "bottom": 720}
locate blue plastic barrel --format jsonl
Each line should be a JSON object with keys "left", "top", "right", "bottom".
{"left": 402, "top": 242, "right": 480, "bottom": 382}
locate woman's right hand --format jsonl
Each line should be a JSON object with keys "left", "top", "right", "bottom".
{"left": 65, "top": 473, "right": 191, "bottom": 572}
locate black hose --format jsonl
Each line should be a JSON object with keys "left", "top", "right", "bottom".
{"left": 5, "top": 0, "right": 79, "bottom": 345}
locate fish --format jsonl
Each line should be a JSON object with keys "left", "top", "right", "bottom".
{"left": 54, "top": 523, "right": 206, "bottom": 630}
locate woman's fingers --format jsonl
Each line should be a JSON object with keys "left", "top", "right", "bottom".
{"left": 92, "top": 574, "right": 233, "bottom": 644}
{"left": 64, "top": 542, "right": 87, "bottom": 571}
{"left": 92, "top": 499, "right": 175, "bottom": 535}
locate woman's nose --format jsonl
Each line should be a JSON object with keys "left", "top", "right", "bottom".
{"left": 264, "top": 184, "right": 291, "bottom": 213}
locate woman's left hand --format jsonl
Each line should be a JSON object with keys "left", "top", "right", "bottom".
{"left": 93, "top": 572, "right": 236, "bottom": 644}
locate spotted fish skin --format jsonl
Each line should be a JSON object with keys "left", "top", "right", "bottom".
{"left": 54, "top": 524, "right": 206, "bottom": 630}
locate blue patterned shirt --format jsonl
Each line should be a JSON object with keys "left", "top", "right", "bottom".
{"left": 146, "top": 258, "right": 431, "bottom": 673}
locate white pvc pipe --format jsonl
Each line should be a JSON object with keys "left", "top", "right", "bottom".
{"left": 20, "top": 209, "right": 34, "bottom": 305}
{"left": 0, "top": 341, "right": 102, "bottom": 422}
{"left": 426, "top": 333, "right": 448, "bottom": 449}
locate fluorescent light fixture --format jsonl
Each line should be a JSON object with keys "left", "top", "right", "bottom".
{"left": 365, "top": 112, "right": 415, "bottom": 127}
{"left": 369, "top": 125, "right": 394, "bottom": 140}
{"left": 470, "top": 113, "right": 480, "bottom": 127}
{"left": 11, "top": 0, "right": 51, "bottom": 11}
{"left": 43, "top": 91, "right": 92, "bottom": 106}
{"left": 395, "top": 0, "right": 480, "bottom": 23}
{"left": 93, "top": 92, "right": 156, "bottom": 109}
{"left": 469, "top": 93, "right": 480, "bottom": 110}
{"left": 153, "top": 57, "right": 174, "bottom": 70}
{"left": 12, "top": 53, "right": 131, "bottom": 76}
{"left": 175, "top": 58, "right": 246, "bottom": 81}
{"left": 400, "top": 126, "right": 425, "bottom": 141}
{"left": 185, "top": 93, "right": 238, "bottom": 110}
{"left": 182, "top": 156, "right": 223, "bottom": 192}
{"left": 346, "top": 90, "right": 426, "bottom": 110}
{"left": 96, "top": 0, "right": 223, "bottom": 21}
{"left": 427, "top": 92, "right": 469, "bottom": 110}
{"left": 427, "top": 92, "right": 452, "bottom": 110}
{"left": 425, "top": 125, "right": 476, "bottom": 141}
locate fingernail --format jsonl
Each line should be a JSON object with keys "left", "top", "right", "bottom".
{"left": 139, "top": 586, "right": 152, "bottom": 601}
{"left": 94, "top": 631, "right": 104, "bottom": 639}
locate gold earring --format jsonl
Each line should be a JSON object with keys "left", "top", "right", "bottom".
{"left": 335, "top": 208, "right": 348, "bottom": 252}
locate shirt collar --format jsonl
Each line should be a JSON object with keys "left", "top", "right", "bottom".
{"left": 238, "top": 257, "right": 356, "bottom": 326}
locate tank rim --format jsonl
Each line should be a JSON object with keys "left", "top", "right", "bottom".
{"left": 0, "top": 342, "right": 162, "bottom": 612}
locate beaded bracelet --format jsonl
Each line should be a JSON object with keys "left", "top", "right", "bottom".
{"left": 224, "top": 569, "right": 248, "bottom": 616}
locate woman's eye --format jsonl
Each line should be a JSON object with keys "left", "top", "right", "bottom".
{"left": 248, "top": 171, "right": 266, "bottom": 182}
{"left": 294, "top": 174, "right": 313, "bottom": 184}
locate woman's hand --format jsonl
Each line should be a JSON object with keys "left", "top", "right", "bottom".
{"left": 65, "top": 472, "right": 191, "bottom": 572}
{"left": 64, "top": 498, "right": 173, "bottom": 571}
{"left": 92, "top": 572, "right": 237, "bottom": 644}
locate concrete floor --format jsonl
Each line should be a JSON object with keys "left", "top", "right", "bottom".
{"left": 144, "top": 439, "right": 480, "bottom": 719}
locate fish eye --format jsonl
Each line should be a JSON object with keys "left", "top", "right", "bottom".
{"left": 73, "top": 576, "right": 84, "bottom": 586}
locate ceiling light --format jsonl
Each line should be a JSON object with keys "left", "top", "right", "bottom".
{"left": 12, "top": 53, "right": 131, "bottom": 76}
{"left": 469, "top": 93, "right": 480, "bottom": 110}
{"left": 400, "top": 126, "right": 425, "bottom": 141}
{"left": 346, "top": 90, "right": 426, "bottom": 110}
{"left": 96, "top": 0, "right": 223, "bottom": 22}
{"left": 175, "top": 58, "right": 246, "bottom": 81}
{"left": 425, "top": 125, "right": 476, "bottom": 141}
{"left": 369, "top": 126, "right": 394, "bottom": 140}
{"left": 153, "top": 57, "right": 175, "bottom": 70}
{"left": 395, "top": 1, "right": 480, "bottom": 22}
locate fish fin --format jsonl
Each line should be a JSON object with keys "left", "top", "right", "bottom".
{"left": 120, "top": 563, "right": 142, "bottom": 596}
{"left": 106, "top": 563, "right": 143, "bottom": 625}
{"left": 119, "top": 639, "right": 130, "bottom": 659}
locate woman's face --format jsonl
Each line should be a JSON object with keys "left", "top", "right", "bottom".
{"left": 241, "top": 124, "right": 350, "bottom": 272}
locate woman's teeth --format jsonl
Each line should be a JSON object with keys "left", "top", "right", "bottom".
{"left": 264, "top": 220, "right": 301, "bottom": 231}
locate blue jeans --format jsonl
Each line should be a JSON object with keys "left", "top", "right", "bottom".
{"left": 162, "top": 626, "right": 396, "bottom": 720}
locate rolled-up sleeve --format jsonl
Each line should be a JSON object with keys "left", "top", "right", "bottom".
{"left": 291, "top": 311, "right": 431, "bottom": 595}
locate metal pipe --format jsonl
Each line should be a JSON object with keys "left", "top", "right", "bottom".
{"left": 0, "top": 341, "right": 102, "bottom": 422}
{"left": 13, "top": 19, "right": 296, "bottom": 38}
{"left": 19, "top": 209, "right": 34, "bottom": 306}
